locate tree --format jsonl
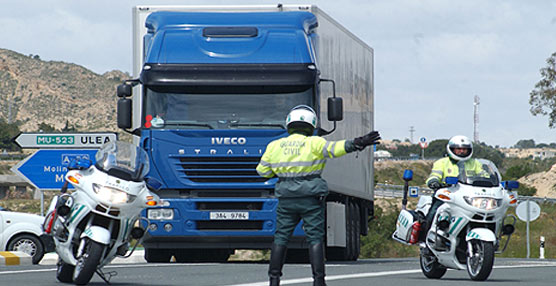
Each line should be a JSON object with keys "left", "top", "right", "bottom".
{"left": 529, "top": 52, "right": 556, "bottom": 127}
{"left": 0, "top": 120, "right": 21, "bottom": 151}
{"left": 514, "top": 139, "right": 536, "bottom": 149}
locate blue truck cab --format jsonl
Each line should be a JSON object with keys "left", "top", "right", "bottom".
{"left": 117, "top": 5, "right": 375, "bottom": 263}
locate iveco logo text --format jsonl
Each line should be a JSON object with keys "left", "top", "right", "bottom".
{"left": 211, "top": 137, "right": 247, "bottom": 145}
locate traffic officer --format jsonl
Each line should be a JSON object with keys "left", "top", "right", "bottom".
{"left": 256, "top": 105, "right": 380, "bottom": 286}
{"left": 423, "top": 135, "right": 484, "bottom": 239}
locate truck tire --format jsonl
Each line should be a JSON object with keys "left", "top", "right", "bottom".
{"left": 145, "top": 248, "right": 172, "bottom": 263}
{"left": 7, "top": 234, "right": 45, "bottom": 264}
{"left": 351, "top": 202, "right": 361, "bottom": 261}
{"left": 285, "top": 249, "right": 309, "bottom": 263}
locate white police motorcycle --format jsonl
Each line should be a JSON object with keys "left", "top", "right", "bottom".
{"left": 43, "top": 141, "right": 161, "bottom": 285}
{"left": 392, "top": 159, "right": 519, "bottom": 281}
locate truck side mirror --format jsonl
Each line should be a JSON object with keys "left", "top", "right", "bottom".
{"left": 328, "top": 97, "right": 343, "bottom": 121}
{"left": 117, "top": 84, "right": 132, "bottom": 98}
{"left": 117, "top": 98, "right": 132, "bottom": 129}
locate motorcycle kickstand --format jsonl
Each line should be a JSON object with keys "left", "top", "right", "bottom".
{"left": 96, "top": 269, "right": 118, "bottom": 285}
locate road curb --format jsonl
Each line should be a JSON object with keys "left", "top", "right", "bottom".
{"left": 40, "top": 250, "right": 146, "bottom": 265}
{"left": 0, "top": 251, "right": 33, "bottom": 266}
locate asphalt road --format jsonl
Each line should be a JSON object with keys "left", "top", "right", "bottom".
{"left": 1, "top": 258, "right": 555, "bottom": 286}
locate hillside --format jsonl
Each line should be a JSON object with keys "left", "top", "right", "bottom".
{"left": 0, "top": 48, "right": 129, "bottom": 132}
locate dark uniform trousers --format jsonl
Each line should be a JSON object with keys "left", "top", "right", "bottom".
{"left": 274, "top": 196, "right": 325, "bottom": 246}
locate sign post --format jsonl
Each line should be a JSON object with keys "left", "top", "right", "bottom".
{"left": 516, "top": 199, "right": 541, "bottom": 258}
{"left": 419, "top": 137, "right": 428, "bottom": 159}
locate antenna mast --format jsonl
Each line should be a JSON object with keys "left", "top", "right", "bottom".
{"left": 473, "top": 95, "right": 480, "bottom": 143}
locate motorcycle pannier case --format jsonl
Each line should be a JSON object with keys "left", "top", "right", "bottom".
{"left": 392, "top": 209, "right": 417, "bottom": 243}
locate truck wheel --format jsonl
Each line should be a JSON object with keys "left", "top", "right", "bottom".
{"left": 351, "top": 202, "right": 361, "bottom": 261}
{"left": 56, "top": 258, "right": 75, "bottom": 283}
{"left": 145, "top": 248, "right": 172, "bottom": 263}
{"left": 285, "top": 249, "right": 309, "bottom": 263}
{"left": 73, "top": 239, "right": 104, "bottom": 285}
{"left": 7, "top": 234, "right": 45, "bottom": 264}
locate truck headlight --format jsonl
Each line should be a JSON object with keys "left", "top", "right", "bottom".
{"left": 464, "top": 197, "right": 501, "bottom": 210}
{"left": 147, "top": 208, "right": 174, "bottom": 220}
{"left": 92, "top": 183, "right": 136, "bottom": 204}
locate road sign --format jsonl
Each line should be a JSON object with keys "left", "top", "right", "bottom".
{"left": 409, "top": 186, "right": 419, "bottom": 197}
{"left": 11, "top": 149, "right": 98, "bottom": 190}
{"left": 419, "top": 137, "right": 426, "bottom": 143}
{"left": 516, "top": 200, "right": 541, "bottom": 222}
{"left": 14, "top": 132, "right": 117, "bottom": 149}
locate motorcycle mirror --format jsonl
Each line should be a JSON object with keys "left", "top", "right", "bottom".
{"left": 146, "top": 177, "right": 163, "bottom": 191}
{"left": 502, "top": 180, "right": 519, "bottom": 190}
{"left": 403, "top": 169, "right": 413, "bottom": 181}
{"left": 445, "top": 176, "right": 459, "bottom": 185}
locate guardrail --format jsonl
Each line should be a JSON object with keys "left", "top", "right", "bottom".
{"left": 374, "top": 183, "right": 556, "bottom": 204}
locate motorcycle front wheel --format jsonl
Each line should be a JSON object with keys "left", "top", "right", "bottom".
{"left": 73, "top": 239, "right": 104, "bottom": 285}
{"left": 419, "top": 247, "right": 447, "bottom": 279}
{"left": 466, "top": 240, "right": 494, "bottom": 281}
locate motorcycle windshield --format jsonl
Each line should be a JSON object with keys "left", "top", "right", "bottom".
{"left": 95, "top": 141, "right": 150, "bottom": 182}
{"left": 456, "top": 159, "right": 501, "bottom": 188}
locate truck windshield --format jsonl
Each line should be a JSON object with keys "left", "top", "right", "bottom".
{"left": 144, "top": 87, "right": 314, "bottom": 129}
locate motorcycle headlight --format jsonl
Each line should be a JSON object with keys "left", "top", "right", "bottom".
{"left": 463, "top": 196, "right": 502, "bottom": 210}
{"left": 147, "top": 208, "right": 174, "bottom": 220}
{"left": 92, "top": 183, "right": 136, "bottom": 204}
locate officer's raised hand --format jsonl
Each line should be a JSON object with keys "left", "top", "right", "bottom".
{"left": 353, "top": 131, "right": 381, "bottom": 151}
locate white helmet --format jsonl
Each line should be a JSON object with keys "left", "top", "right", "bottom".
{"left": 446, "top": 135, "right": 473, "bottom": 161}
{"left": 286, "top": 105, "right": 317, "bottom": 134}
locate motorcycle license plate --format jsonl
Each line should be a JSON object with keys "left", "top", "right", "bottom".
{"left": 210, "top": 212, "right": 249, "bottom": 220}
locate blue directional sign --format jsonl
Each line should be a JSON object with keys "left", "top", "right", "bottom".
{"left": 409, "top": 186, "right": 419, "bottom": 198}
{"left": 11, "top": 149, "right": 98, "bottom": 190}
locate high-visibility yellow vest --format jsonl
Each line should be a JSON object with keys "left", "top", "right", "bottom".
{"left": 256, "top": 133, "right": 351, "bottom": 197}
{"left": 426, "top": 157, "right": 484, "bottom": 185}
{"left": 257, "top": 134, "right": 348, "bottom": 178}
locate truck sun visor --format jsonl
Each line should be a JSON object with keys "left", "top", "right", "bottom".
{"left": 203, "top": 27, "right": 258, "bottom": 38}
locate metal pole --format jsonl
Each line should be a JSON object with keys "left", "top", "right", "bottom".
{"left": 526, "top": 199, "right": 530, "bottom": 259}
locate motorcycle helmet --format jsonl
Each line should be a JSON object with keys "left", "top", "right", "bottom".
{"left": 446, "top": 135, "right": 473, "bottom": 161}
{"left": 286, "top": 105, "right": 317, "bottom": 135}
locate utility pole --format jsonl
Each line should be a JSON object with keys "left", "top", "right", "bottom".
{"left": 473, "top": 95, "right": 480, "bottom": 143}
{"left": 409, "top": 126, "right": 415, "bottom": 143}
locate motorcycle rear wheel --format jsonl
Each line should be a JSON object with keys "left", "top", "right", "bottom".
{"left": 419, "top": 247, "right": 447, "bottom": 279}
{"left": 56, "top": 259, "right": 75, "bottom": 283}
{"left": 466, "top": 240, "right": 494, "bottom": 281}
{"left": 73, "top": 239, "right": 104, "bottom": 285}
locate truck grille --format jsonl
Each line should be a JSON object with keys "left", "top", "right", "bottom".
{"left": 175, "top": 156, "right": 267, "bottom": 183}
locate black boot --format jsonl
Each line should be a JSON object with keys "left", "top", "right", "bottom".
{"left": 308, "top": 242, "right": 326, "bottom": 286}
{"left": 268, "top": 243, "right": 287, "bottom": 286}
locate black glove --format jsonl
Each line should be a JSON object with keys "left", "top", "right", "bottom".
{"left": 353, "top": 131, "right": 381, "bottom": 151}
{"left": 428, "top": 180, "right": 442, "bottom": 190}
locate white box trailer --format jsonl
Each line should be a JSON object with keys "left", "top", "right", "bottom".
{"left": 121, "top": 4, "right": 374, "bottom": 261}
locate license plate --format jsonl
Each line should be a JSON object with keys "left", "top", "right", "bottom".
{"left": 209, "top": 211, "right": 249, "bottom": 220}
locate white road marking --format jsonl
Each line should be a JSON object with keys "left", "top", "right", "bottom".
{"left": 223, "top": 262, "right": 556, "bottom": 286}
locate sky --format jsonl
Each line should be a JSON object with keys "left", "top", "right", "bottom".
{"left": 1, "top": 0, "right": 555, "bottom": 147}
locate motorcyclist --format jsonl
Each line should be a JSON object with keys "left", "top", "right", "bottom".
{"left": 422, "top": 135, "right": 484, "bottom": 239}
{"left": 256, "top": 105, "right": 380, "bottom": 286}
